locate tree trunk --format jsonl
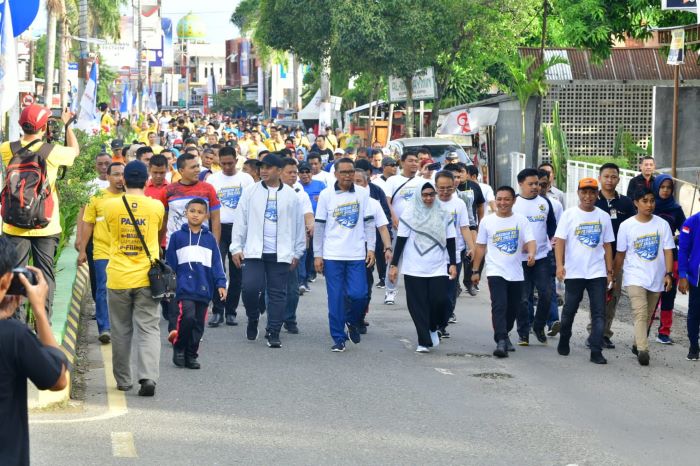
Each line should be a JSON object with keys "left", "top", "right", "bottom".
{"left": 78, "top": 0, "right": 89, "bottom": 106}
{"left": 58, "top": 18, "right": 68, "bottom": 108}
{"left": 319, "top": 58, "right": 332, "bottom": 129}
{"left": 43, "top": 12, "right": 57, "bottom": 107}
{"left": 291, "top": 53, "right": 299, "bottom": 113}
{"left": 520, "top": 109, "right": 526, "bottom": 154}
{"left": 404, "top": 77, "right": 414, "bottom": 138}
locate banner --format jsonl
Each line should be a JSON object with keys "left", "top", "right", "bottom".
{"left": 119, "top": 82, "right": 129, "bottom": 113}
{"left": 162, "top": 18, "right": 173, "bottom": 67}
{"left": 240, "top": 40, "right": 250, "bottom": 86}
{"left": 75, "top": 63, "right": 100, "bottom": 133}
{"left": 668, "top": 29, "right": 685, "bottom": 65}
{"left": 436, "top": 107, "right": 500, "bottom": 135}
{"left": 0, "top": 0, "right": 18, "bottom": 113}
{"left": 388, "top": 67, "right": 437, "bottom": 102}
{"left": 662, "top": 0, "right": 697, "bottom": 10}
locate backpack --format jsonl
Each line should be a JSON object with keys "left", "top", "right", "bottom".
{"left": 1, "top": 140, "right": 54, "bottom": 229}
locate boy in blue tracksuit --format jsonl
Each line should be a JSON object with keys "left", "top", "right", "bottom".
{"left": 678, "top": 210, "right": 700, "bottom": 361}
{"left": 166, "top": 198, "right": 227, "bottom": 369}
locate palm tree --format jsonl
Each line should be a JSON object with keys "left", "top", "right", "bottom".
{"left": 43, "top": 0, "right": 64, "bottom": 107}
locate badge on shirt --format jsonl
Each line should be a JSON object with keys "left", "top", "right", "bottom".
{"left": 610, "top": 208, "right": 617, "bottom": 220}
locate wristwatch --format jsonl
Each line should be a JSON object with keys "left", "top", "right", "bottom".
{"left": 384, "top": 247, "right": 392, "bottom": 252}
{"left": 666, "top": 272, "right": 674, "bottom": 278}
{"left": 471, "top": 270, "right": 480, "bottom": 275}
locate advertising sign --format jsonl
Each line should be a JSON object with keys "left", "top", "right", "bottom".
{"left": 662, "top": 0, "right": 697, "bottom": 10}
{"left": 388, "top": 67, "right": 437, "bottom": 102}
{"left": 667, "top": 29, "right": 685, "bottom": 65}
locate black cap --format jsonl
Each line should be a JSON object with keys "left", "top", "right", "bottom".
{"left": 124, "top": 160, "right": 149, "bottom": 184}
{"left": 298, "top": 162, "right": 311, "bottom": 172}
{"left": 355, "top": 159, "right": 372, "bottom": 172}
{"left": 110, "top": 139, "right": 124, "bottom": 149}
{"left": 381, "top": 156, "right": 397, "bottom": 167}
{"left": 256, "top": 153, "right": 284, "bottom": 168}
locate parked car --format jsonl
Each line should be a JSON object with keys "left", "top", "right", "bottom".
{"left": 274, "top": 118, "right": 307, "bottom": 132}
{"left": 386, "top": 137, "right": 472, "bottom": 165}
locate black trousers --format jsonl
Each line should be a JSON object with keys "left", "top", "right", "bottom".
{"left": 488, "top": 276, "right": 523, "bottom": 343}
{"left": 404, "top": 274, "right": 449, "bottom": 347}
{"left": 173, "top": 299, "right": 208, "bottom": 359}
{"left": 86, "top": 236, "right": 97, "bottom": 301}
{"left": 374, "top": 230, "right": 387, "bottom": 282}
{"left": 560, "top": 277, "right": 606, "bottom": 353}
{"left": 7, "top": 234, "right": 59, "bottom": 318}
{"left": 212, "top": 224, "right": 242, "bottom": 316}
{"left": 242, "top": 254, "right": 289, "bottom": 333}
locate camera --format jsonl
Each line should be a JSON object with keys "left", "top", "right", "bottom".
{"left": 427, "top": 162, "right": 442, "bottom": 171}
{"left": 7, "top": 268, "right": 37, "bottom": 296}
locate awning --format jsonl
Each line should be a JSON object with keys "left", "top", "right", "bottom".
{"left": 298, "top": 89, "right": 343, "bottom": 120}
{"left": 436, "top": 107, "right": 499, "bottom": 135}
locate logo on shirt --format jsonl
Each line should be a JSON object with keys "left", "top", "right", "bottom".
{"left": 492, "top": 227, "right": 519, "bottom": 255}
{"left": 633, "top": 232, "right": 660, "bottom": 261}
{"left": 575, "top": 222, "right": 602, "bottom": 248}
{"left": 526, "top": 214, "right": 546, "bottom": 223}
{"left": 399, "top": 187, "right": 415, "bottom": 201}
{"left": 219, "top": 186, "right": 243, "bottom": 209}
{"left": 333, "top": 201, "right": 359, "bottom": 228}
{"left": 538, "top": 203, "right": 546, "bottom": 212}
{"left": 265, "top": 199, "right": 277, "bottom": 222}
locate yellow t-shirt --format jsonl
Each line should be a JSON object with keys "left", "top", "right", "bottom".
{"left": 1, "top": 140, "right": 79, "bottom": 237}
{"left": 82, "top": 189, "right": 122, "bottom": 260}
{"left": 265, "top": 139, "right": 285, "bottom": 152}
{"left": 136, "top": 125, "right": 158, "bottom": 144}
{"left": 326, "top": 134, "right": 338, "bottom": 150}
{"left": 101, "top": 113, "right": 115, "bottom": 134}
{"left": 149, "top": 144, "right": 164, "bottom": 155}
{"left": 246, "top": 143, "right": 267, "bottom": 159}
{"left": 103, "top": 193, "right": 164, "bottom": 290}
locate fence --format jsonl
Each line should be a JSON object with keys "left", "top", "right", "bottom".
{"left": 508, "top": 152, "right": 527, "bottom": 190}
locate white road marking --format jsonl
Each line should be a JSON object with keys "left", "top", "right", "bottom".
{"left": 435, "top": 368, "right": 454, "bottom": 376}
{"left": 111, "top": 432, "right": 138, "bottom": 458}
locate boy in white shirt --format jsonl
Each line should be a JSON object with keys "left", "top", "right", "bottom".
{"left": 554, "top": 178, "right": 614, "bottom": 365}
{"left": 471, "top": 186, "right": 536, "bottom": 358}
{"left": 612, "top": 187, "right": 674, "bottom": 366}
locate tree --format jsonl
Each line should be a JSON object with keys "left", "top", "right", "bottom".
{"left": 211, "top": 91, "right": 262, "bottom": 115}
{"left": 43, "top": 0, "right": 64, "bottom": 106}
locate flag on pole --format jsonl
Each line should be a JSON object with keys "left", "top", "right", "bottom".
{"left": 148, "top": 85, "right": 158, "bottom": 113}
{"left": 142, "top": 86, "right": 148, "bottom": 113}
{"left": 75, "top": 62, "right": 100, "bottom": 133}
{"left": 0, "top": 0, "right": 19, "bottom": 113}
{"left": 131, "top": 88, "right": 137, "bottom": 115}
{"left": 119, "top": 82, "right": 129, "bottom": 113}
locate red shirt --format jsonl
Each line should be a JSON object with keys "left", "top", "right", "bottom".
{"left": 144, "top": 179, "right": 169, "bottom": 204}
{"left": 161, "top": 180, "right": 221, "bottom": 243}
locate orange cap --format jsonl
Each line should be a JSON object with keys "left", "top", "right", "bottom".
{"left": 578, "top": 177, "right": 599, "bottom": 190}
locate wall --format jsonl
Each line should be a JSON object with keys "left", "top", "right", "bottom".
{"left": 493, "top": 97, "right": 538, "bottom": 187}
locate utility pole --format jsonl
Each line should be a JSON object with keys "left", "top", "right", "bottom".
{"left": 137, "top": 0, "right": 143, "bottom": 113}
{"left": 77, "top": 0, "right": 88, "bottom": 106}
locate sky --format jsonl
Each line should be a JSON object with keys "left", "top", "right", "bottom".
{"left": 29, "top": 0, "right": 241, "bottom": 44}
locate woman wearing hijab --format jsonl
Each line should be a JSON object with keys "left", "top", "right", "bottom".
{"left": 652, "top": 174, "right": 686, "bottom": 344}
{"left": 388, "top": 182, "right": 458, "bottom": 353}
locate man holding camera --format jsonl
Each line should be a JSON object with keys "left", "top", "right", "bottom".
{"left": 0, "top": 236, "right": 68, "bottom": 465}
{"left": 1, "top": 105, "right": 80, "bottom": 318}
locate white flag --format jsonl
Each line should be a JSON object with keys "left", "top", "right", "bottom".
{"left": 75, "top": 63, "right": 101, "bottom": 133}
{"left": 0, "top": 0, "right": 19, "bottom": 113}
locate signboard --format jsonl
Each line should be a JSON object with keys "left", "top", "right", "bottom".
{"left": 20, "top": 92, "right": 34, "bottom": 108}
{"left": 667, "top": 29, "right": 685, "bottom": 65}
{"left": 662, "top": 0, "right": 697, "bottom": 10}
{"left": 388, "top": 67, "right": 437, "bottom": 102}
{"left": 240, "top": 40, "right": 250, "bottom": 86}
{"left": 436, "top": 107, "right": 500, "bottom": 135}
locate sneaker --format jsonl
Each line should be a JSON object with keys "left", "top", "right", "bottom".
{"left": 638, "top": 350, "right": 650, "bottom": 366}
{"left": 546, "top": 321, "right": 560, "bottom": 337}
{"left": 465, "top": 283, "right": 477, "bottom": 297}
{"left": 656, "top": 334, "right": 674, "bottom": 345}
{"left": 384, "top": 290, "right": 397, "bottom": 305}
{"left": 603, "top": 336, "right": 615, "bottom": 349}
{"left": 590, "top": 351, "right": 607, "bottom": 364}
{"left": 376, "top": 279, "right": 386, "bottom": 289}
{"left": 331, "top": 342, "right": 346, "bottom": 352}
{"left": 302, "top": 285, "right": 311, "bottom": 293}
{"left": 631, "top": 345, "right": 639, "bottom": 355}
{"left": 246, "top": 320, "right": 259, "bottom": 341}
{"left": 557, "top": 338, "right": 570, "bottom": 356}
{"left": 185, "top": 357, "right": 201, "bottom": 369}
{"left": 686, "top": 348, "right": 699, "bottom": 361}
{"left": 266, "top": 331, "right": 282, "bottom": 348}
{"left": 207, "top": 313, "right": 223, "bottom": 328}
{"left": 448, "top": 313, "right": 457, "bottom": 324}
{"left": 137, "top": 379, "right": 156, "bottom": 397}
{"left": 533, "top": 328, "right": 547, "bottom": 344}
{"left": 505, "top": 337, "right": 515, "bottom": 352}
{"left": 173, "top": 349, "right": 186, "bottom": 368}
{"left": 438, "top": 329, "right": 450, "bottom": 339}
{"left": 98, "top": 331, "right": 111, "bottom": 344}
{"left": 225, "top": 315, "right": 238, "bottom": 326}
{"left": 168, "top": 330, "right": 178, "bottom": 344}
{"left": 347, "top": 324, "right": 361, "bottom": 344}
{"left": 298, "top": 285, "right": 306, "bottom": 296}
{"left": 430, "top": 331, "right": 440, "bottom": 348}
{"left": 416, "top": 345, "right": 430, "bottom": 353}
{"left": 358, "top": 324, "right": 367, "bottom": 335}
{"left": 473, "top": 284, "right": 480, "bottom": 292}
{"left": 456, "top": 286, "right": 463, "bottom": 297}
{"left": 309, "top": 275, "right": 317, "bottom": 283}
{"left": 518, "top": 335, "right": 529, "bottom": 346}
{"left": 117, "top": 384, "right": 133, "bottom": 392}
{"left": 493, "top": 340, "right": 508, "bottom": 358}
{"left": 284, "top": 322, "right": 299, "bottom": 334}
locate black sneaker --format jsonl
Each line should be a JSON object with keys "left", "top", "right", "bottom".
{"left": 546, "top": 321, "right": 560, "bottom": 337}
{"left": 590, "top": 351, "right": 607, "bottom": 365}
{"left": 225, "top": 315, "right": 238, "bottom": 326}
{"left": 173, "top": 349, "right": 186, "bottom": 368}
{"left": 347, "top": 324, "right": 361, "bottom": 344}
{"left": 284, "top": 322, "right": 299, "bottom": 334}
{"left": 631, "top": 345, "right": 638, "bottom": 355}
{"left": 358, "top": 324, "right": 367, "bottom": 335}
{"left": 448, "top": 313, "right": 457, "bottom": 324}
{"left": 137, "top": 379, "right": 156, "bottom": 397}
{"left": 687, "top": 348, "right": 699, "bottom": 361}
{"left": 185, "top": 357, "right": 201, "bottom": 369}
{"left": 534, "top": 328, "right": 547, "bottom": 344}
{"left": 518, "top": 335, "right": 529, "bottom": 346}
{"left": 493, "top": 340, "right": 508, "bottom": 358}
{"left": 331, "top": 342, "right": 345, "bottom": 352}
{"left": 267, "top": 331, "right": 282, "bottom": 348}
{"left": 557, "top": 338, "right": 570, "bottom": 356}
{"left": 473, "top": 284, "right": 480, "bottom": 292}
{"left": 603, "top": 336, "right": 615, "bottom": 349}
{"left": 246, "top": 320, "right": 259, "bottom": 341}
{"left": 638, "top": 350, "right": 650, "bottom": 366}
{"left": 208, "top": 313, "right": 223, "bottom": 328}
{"left": 505, "top": 337, "right": 515, "bottom": 352}
{"left": 438, "top": 328, "right": 450, "bottom": 339}
{"left": 465, "top": 283, "right": 477, "bottom": 296}
{"left": 376, "top": 279, "right": 386, "bottom": 289}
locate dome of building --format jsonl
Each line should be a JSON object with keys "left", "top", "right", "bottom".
{"left": 176, "top": 12, "right": 206, "bottom": 41}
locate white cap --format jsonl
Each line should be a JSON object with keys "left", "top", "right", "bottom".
{"left": 334, "top": 148, "right": 345, "bottom": 155}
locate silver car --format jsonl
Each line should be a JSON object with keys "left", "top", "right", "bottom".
{"left": 386, "top": 137, "right": 472, "bottom": 165}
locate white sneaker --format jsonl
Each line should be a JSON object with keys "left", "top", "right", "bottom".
{"left": 384, "top": 289, "right": 397, "bottom": 305}
{"left": 298, "top": 285, "right": 306, "bottom": 296}
{"left": 430, "top": 331, "right": 440, "bottom": 348}
{"left": 416, "top": 345, "right": 430, "bottom": 353}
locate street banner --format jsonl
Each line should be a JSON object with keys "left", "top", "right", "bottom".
{"left": 162, "top": 18, "right": 173, "bottom": 67}
{"left": 240, "top": 40, "right": 250, "bottom": 86}
{"left": 388, "top": 67, "right": 437, "bottom": 102}
{"left": 119, "top": 82, "right": 129, "bottom": 113}
{"left": 148, "top": 86, "right": 158, "bottom": 113}
{"left": 437, "top": 107, "right": 500, "bottom": 135}
{"left": 667, "top": 29, "right": 685, "bottom": 65}
{"left": 75, "top": 63, "right": 100, "bottom": 133}
{"left": 661, "top": 0, "right": 697, "bottom": 10}
{"left": 0, "top": 0, "right": 18, "bottom": 113}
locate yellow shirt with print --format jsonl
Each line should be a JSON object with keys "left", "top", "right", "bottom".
{"left": 1, "top": 140, "right": 79, "bottom": 237}
{"left": 82, "top": 189, "right": 123, "bottom": 260}
{"left": 103, "top": 193, "right": 164, "bottom": 290}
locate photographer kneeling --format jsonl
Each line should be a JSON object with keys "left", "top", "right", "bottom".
{"left": 0, "top": 237, "right": 68, "bottom": 464}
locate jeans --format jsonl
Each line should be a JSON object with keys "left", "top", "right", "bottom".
{"left": 284, "top": 264, "right": 300, "bottom": 325}
{"left": 6, "top": 234, "right": 59, "bottom": 318}
{"left": 212, "top": 224, "right": 242, "bottom": 317}
{"left": 687, "top": 284, "right": 700, "bottom": 350}
{"left": 587, "top": 269, "right": 622, "bottom": 338}
{"left": 445, "top": 262, "right": 463, "bottom": 327}
{"left": 241, "top": 255, "right": 289, "bottom": 333}
{"left": 404, "top": 274, "right": 449, "bottom": 347}
{"left": 560, "top": 277, "right": 607, "bottom": 353}
{"left": 94, "top": 259, "right": 110, "bottom": 334}
{"left": 324, "top": 260, "right": 368, "bottom": 345}
{"left": 487, "top": 277, "right": 523, "bottom": 342}
{"left": 517, "top": 257, "right": 552, "bottom": 337}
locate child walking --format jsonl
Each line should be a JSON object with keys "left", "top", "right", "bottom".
{"left": 166, "top": 198, "right": 227, "bottom": 369}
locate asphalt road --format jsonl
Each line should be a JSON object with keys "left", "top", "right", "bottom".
{"left": 30, "top": 276, "right": 700, "bottom": 465}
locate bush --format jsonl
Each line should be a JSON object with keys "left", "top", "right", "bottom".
{"left": 569, "top": 156, "right": 631, "bottom": 170}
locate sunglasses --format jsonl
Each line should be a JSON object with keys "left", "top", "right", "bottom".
{"left": 299, "top": 170, "right": 311, "bottom": 174}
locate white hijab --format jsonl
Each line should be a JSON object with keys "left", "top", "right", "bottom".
{"left": 399, "top": 181, "right": 453, "bottom": 256}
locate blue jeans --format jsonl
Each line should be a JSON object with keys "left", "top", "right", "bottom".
{"left": 560, "top": 277, "right": 606, "bottom": 352}
{"left": 517, "top": 257, "right": 552, "bottom": 337}
{"left": 688, "top": 284, "right": 700, "bottom": 350}
{"left": 94, "top": 259, "right": 110, "bottom": 333}
{"left": 324, "top": 260, "right": 368, "bottom": 345}
{"left": 285, "top": 264, "right": 300, "bottom": 325}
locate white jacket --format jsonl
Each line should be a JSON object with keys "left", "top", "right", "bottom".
{"left": 230, "top": 181, "right": 306, "bottom": 263}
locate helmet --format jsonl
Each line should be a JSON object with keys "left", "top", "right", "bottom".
{"left": 19, "top": 104, "right": 51, "bottom": 133}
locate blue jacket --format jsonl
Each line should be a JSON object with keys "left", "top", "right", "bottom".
{"left": 678, "top": 212, "right": 700, "bottom": 287}
{"left": 166, "top": 223, "right": 226, "bottom": 303}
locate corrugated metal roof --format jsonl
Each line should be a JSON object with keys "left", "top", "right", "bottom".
{"left": 519, "top": 47, "right": 700, "bottom": 81}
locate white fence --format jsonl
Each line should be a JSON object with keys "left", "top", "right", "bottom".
{"left": 508, "top": 152, "right": 527, "bottom": 189}
{"left": 564, "top": 160, "right": 637, "bottom": 208}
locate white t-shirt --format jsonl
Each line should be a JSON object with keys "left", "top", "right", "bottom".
{"left": 617, "top": 215, "right": 675, "bottom": 292}
{"left": 293, "top": 185, "right": 313, "bottom": 215}
{"left": 554, "top": 206, "right": 614, "bottom": 279}
{"left": 397, "top": 218, "right": 456, "bottom": 277}
{"left": 476, "top": 213, "right": 534, "bottom": 281}
{"left": 263, "top": 187, "right": 278, "bottom": 253}
{"left": 550, "top": 197, "right": 563, "bottom": 223}
{"left": 479, "top": 183, "right": 495, "bottom": 213}
{"left": 439, "top": 195, "right": 470, "bottom": 262}
{"left": 367, "top": 197, "right": 389, "bottom": 229}
{"left": 207, "top": 171, "right": 255, "bottom": 224}
{"left": 312, "top": 170, "right": 335, "bottom": 187}
{"left": 385, "top": 175, "right": 423, "bottom": 219}
{"left": 372, "top": 176, "right": 389, "bottom": 195}
{"left": 513, "top": 195, "right": 552, "bottom": 261}
{"left": 158, "top": 116, "right": 170, "bottom": 133}
{"left": 315, "top": 187, "right": 372, "bottom": 261}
